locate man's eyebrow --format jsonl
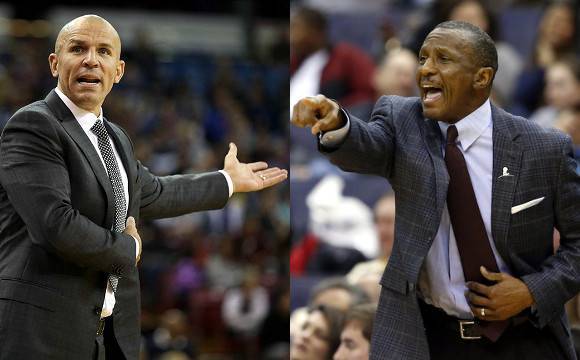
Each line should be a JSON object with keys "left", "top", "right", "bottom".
{"left": 66, "top": 39, "right": 114, "bottom": 48}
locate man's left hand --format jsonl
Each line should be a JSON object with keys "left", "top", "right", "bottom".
{"left": 466, "top": 266, "right": 535, "bottom": 321}
{"left": 223, "top": 142, "right": 288, "bottom": 193}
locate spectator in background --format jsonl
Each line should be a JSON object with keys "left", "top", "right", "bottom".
{"left": 222, "top": 266, "right": 270, "bottom": 359}
{"left": 290, "top": 6, "right": 376, "bottom": 118}
{"left": 333, "top": 303, "right": 377, "bottom": 360}
{"left": 565, "top": 293, "right": 580, "bottom": 358}
{"left": 259, "top": 285, "right": 291, "bottom": 360}
{"left": 147, "top": 309, "right": 196, "bottom": 359}
{"left": 445, "top": 0, "right": 523, "bottom": 107}
{"left": 372, "top": 48, "right": 419, "bottom": 98}
{"left": 513, "top": 0, "right": 578, "bottom": 116}
{"left": 347, "top": 193, "right": 395, "bottom": 303}
{"left": 530, "top": 57, "right": 580, "bottom": 128}
{"left": 290, "top": 304, "right": 345, "bottom": 360}
{"left": 290, "top": 277, "right": 369, "bottom": 341}
{"left": 291, "top": 175, "right": 378, "bottom": 276}
{"left": 554, "top": 104, "right": 580, "bottom": 173}
{"left": 309, "top": 277, "right": 371, "bottom": 312}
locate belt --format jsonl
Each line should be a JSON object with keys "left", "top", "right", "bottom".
{"left": 96, "top": 318, "right": 106, "bottom": 336}
{"left": 419, "top": 300, "right": 529, "bottom": 340}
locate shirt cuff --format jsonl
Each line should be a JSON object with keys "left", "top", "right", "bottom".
{"left": 131, "top": 235, "right": 140, "bottom": 260}
{"left": 218, "top": 169, "right": 234, "bottom": 197}
{"left": 319, "top": 109, "right": 350, "bottom": 147}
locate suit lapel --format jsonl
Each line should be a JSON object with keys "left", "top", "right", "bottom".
{"left": 45, "top": 90, "right": 116, "bottom": 229}
{"left": 491, "top": 105, "right": 522, "bottom": 268}
{"left": 104, "top": 119, "right": 136, "bottom": 217}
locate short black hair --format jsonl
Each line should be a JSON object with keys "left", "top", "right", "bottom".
{"left": 292, "top": 6, "right": 327, "bottom": 33}
{"left": 434, "top": 20, "right": 498, "bottom": 74}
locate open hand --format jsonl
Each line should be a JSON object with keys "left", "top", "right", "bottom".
{"left": 223, "top": 143, "right": 287, "bottom": 193}
{"left": 466, "top": 266, "right": 535, "bottom": 321}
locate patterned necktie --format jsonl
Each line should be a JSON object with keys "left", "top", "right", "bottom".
{"left": 91, "top": 119, "right": 127, "bottom": 292}
{"left": 445, "top": 125, "right": 508, "bottom": 342}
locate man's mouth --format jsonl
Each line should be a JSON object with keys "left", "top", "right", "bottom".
{"left": 77, "top": 77, "right": 101, "bottom": 86}
{"left": 421, "top": 85, "right": 443, "bottom": 104}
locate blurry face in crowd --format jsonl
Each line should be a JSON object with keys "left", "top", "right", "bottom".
{"left": 312, "top": 288, "right": 352, "bottom": 311}
{"left": 333, "top": 320, "right": 370, "bottom": 360}
{"left": 290, "top": 14, "right": 323, "bottom": 59}
{"left": 49, "top": 15, "right": 125, "bottom": 116}
{"left": 373, "top": 50, "right": 418, "bottom": 97}
{"left": 374, "top": 196, "right": 395, "bottom": 258}
{"left": 291, "top": 310, "right": 331, "bottom": 360}
{"left": 545, "top": 63, "right": 580, "bottom": 109}
{"left": 417, "top": 28, "right": 491, "bottom": 123}
{"left": 540, "top": 4, "right": 575, "bottom": 49}
{"left": 555, "top": 109, "right": 580, "bottom": 146}
{"left": 449, "top": 1, "right": 489, "bottom": 33}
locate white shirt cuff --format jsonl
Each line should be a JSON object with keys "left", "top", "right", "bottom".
{"left": 319, "top": 110, "right": 350, "bottom": 147}
{"left": 131, "top": 235, "right": 140, "bottom": 260}
{"left": 218, "top": 169, "right": 234, "bottom": 197}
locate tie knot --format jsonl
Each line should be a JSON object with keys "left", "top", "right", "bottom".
{"left": 90, "top": 119, "right": 107, "bottom": 139}
{"left": 446, "top": 125, "right": 458, "bottom": 145}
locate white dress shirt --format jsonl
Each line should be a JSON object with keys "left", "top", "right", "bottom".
{"left": 419, "top": 99, "right": 512, "bottom": 318}
{"left": 55, "top": 87, "right": 133, "bottom": 318}
{"left": 320, "top": 99, "right": 512, "bottom": 318}
{"left": 55, "top": 88, "right": 234, "bottom": 318}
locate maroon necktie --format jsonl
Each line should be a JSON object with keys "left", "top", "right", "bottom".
{"left": 445, "top": 125, "right": 508, "bottom": 342}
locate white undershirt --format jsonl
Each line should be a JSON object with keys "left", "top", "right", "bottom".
{"left": 55, "top": 87, "right": 233, "bottom": 318}
{"left": 55, "top": 87, "right": 135, "bottom": 318}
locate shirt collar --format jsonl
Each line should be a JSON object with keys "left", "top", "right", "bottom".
{"left": 437, "top": 99, "right": 491, "bottom": 151}
{"left": 54, "top": 87, "right": 104, "bottom": 134}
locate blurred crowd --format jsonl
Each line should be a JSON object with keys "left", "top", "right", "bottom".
{"left": 289, "top": 0, "right": 579, "bottom": 359}
{"left": 0, "top": 13, "right": 290, "bottom": 360}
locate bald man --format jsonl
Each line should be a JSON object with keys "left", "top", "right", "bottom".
{"left": 0, "top": 15, "right": 286, "bottom": 360}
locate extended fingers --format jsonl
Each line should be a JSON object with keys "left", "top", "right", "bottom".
{"left": 248, "top": 162, "right": 268, "bottom": 171}
{"left": 261, "top": 169, "right": 288, "bottom": 188}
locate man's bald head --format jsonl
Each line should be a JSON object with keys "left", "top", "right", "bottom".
{"left": 48, "top": 14, "right": 125, "bottom": 116}
{"left": 55, "top": 15, "right": 121, "bottom": 57}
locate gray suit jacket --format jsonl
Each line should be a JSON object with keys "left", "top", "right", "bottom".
{"left": 0, "top": 90, "right": 229, "bottom": 359}
{"left": 323, "top": 96, "right": 580, "bottom": 360}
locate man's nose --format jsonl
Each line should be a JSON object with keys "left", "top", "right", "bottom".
{"left": 83, "top": 49, "right": 98, "bottom": 67}
{"left": 418, "top": 57, "right": 436, "bottom": 78}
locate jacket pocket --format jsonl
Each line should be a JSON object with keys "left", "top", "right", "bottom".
{"left": 0, "top": 278, "right": 63, "bottom": 312}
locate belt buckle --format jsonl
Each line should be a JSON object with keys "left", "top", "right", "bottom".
{"left": 459, "top": 320, "right": 482, "bottom": 340}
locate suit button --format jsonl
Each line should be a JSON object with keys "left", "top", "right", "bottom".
{"left": 407, "top": 282, "right": 415, "bottom": 292}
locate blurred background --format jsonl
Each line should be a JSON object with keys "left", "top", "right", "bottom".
{"left": 0, "top": 1, "right": 289, "bottom": 359}
{"left": 289, "top": 0, "right": 580, "bottom": 358}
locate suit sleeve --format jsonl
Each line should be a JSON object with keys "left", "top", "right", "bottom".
{"left": 319, "top": 95, "right": 396, "bottom": 178}
{"left": 136, "top": 162, "right": 229, "bottom": 220}
{"left": 0, "top": 110, "right": 136, "bottom": 276}
{"left": 521, "top": 135, "right": 580, "bottom": 327}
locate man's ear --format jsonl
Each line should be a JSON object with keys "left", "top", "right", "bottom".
{"left": 473, "top": 67, "right": 494, "bottom": 90}
{"left": 114, "top": 60, "right": 125, "bottom": 84}
{"left": 48, "top": 53, "right": 58, "bottom": 78}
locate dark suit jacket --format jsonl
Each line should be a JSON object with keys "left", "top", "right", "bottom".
{"left": 323, "top": 96, "right": 580, "bottom": 360}
{"left": 0, "top": 90, "right": 229, "bottom": 359}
